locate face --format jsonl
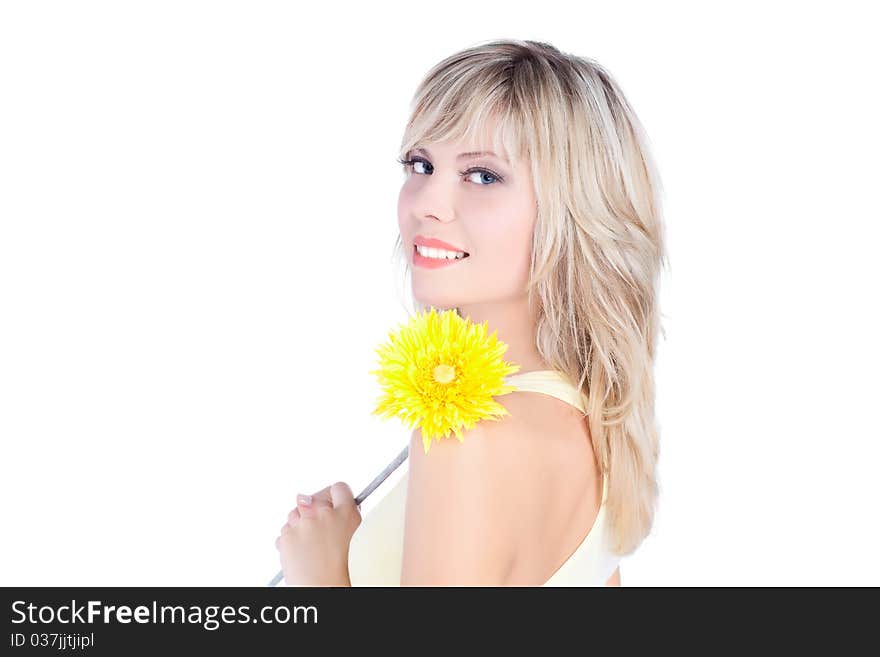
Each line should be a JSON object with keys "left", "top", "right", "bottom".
{"left": 397, "top": 126, "right": 537, "bottom": 311}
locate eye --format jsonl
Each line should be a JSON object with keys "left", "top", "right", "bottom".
{"left": 462, "top": 169, "right": 501, "bottom": 185}
{"left": 396, "top": 156, "right": 504, "bottom": 185}
{"left": 397, "top": 156, "right": 432, "bottom": 175}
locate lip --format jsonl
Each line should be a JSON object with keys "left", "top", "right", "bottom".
{"left": 413, "top": 235, "right": 469, "bottom": 254}
{"left": 412, "top": 242, "right": 470, "bottom": 270}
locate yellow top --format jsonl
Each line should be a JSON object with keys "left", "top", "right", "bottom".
{"left": 348, "top": 369, "right": 620, "bottom": 586}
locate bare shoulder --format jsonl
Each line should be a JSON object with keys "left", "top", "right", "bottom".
{"left": 495, "top": 388, "right": 595, "bottom": 463}
{"left": 400, "top": 388, "right": 598, "bottom": 586}
{"left": 497, "top": 388, "right": 604, "bottom": 584}
{"left": 401, "top": 401, "right": 535, "bottom": 585}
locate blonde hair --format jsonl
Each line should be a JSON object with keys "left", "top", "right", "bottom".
{"left": 391, "top": 39, "right": 667, "bottom": 556}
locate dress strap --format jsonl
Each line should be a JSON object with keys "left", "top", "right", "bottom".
{"left": 503, "top": 369, "right": 587, "bottom": 415}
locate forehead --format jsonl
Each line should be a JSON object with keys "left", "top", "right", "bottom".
{"left": 412, "top": 131, "right": 517, "bottom": 166}
{"left": 415, "top": 112, "right": 520, "bottom": 162}
{"left": 412, "top": 144, "right": 510, "bottom": 164}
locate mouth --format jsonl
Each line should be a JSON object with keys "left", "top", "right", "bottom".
{"left": 413, "top": 243, "right": 470, "bottom": 261}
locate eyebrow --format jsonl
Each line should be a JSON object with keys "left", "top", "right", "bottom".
{"left": 412, "top": 147, "right": 509, "bottom": 164}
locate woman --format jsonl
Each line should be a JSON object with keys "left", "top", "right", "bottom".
{"left": 276, "top": 38, "right": 666, "bottom": 586}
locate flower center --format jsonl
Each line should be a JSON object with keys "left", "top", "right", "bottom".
{"left": 432, "top": 363, "right": 456, "bottom": 384}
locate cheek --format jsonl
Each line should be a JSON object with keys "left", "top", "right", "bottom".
{"left": 397, "top": 189, "right": 407, "bottom": 231}
{"left": 471, "top": 219, "right": 533, "bottom": 290}
{"left": 397, "top": 185, "right": 419, "bottom": 237}
{"left": 474, "top": 205, "right": 533, "bottom": 262}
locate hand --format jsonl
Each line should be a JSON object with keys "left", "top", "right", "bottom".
{"left": 275, "top": 481, "right": 362, "bottom": 586}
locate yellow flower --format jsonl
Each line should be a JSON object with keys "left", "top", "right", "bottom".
{"left": 369, "top": 308, "right": 521, "bottom": 454}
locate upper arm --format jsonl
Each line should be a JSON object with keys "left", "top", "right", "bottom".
{"left": 400, "top": 412, "right": 531, "bottom": 586}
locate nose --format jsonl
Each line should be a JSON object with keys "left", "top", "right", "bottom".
{"left": 409, "top": 175, "right": 456, "bottom": 224}
{"left": 423, "top": 212, "right": 453, "bottom": 224}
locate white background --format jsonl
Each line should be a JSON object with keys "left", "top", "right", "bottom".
{"left": 1, "top": 1, "right": 877, "bottom": 586}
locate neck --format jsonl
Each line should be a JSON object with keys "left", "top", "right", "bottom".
{"left": 456, "top": 294, "right": 548, "bottom": 373}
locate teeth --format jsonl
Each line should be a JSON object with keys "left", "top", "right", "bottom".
{"left": 416, "top": 245, "right": 466, "bottom": 260}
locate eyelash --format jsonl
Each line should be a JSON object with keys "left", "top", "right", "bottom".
{"left": 396, "top": 156, "right": 504, "bottom": 185}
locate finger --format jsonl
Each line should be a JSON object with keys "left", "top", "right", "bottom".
{"left": 329, "top": 481, "right": 355, "bottom": 508}
{"left": 295, "top": 495, "right": 320, "bottom": 519}
{"left": 297, "top": 490, "right": 327, "bottom": 519}
{"left": 307, "top": 486, "right": 334, "bottom": 508}
{"left": 287, "top": 507, "right": 301, "bottom": 526}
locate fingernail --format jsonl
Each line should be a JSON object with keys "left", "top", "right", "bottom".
{"left": 297, "top": 494, "right": 312, "bottom": 505}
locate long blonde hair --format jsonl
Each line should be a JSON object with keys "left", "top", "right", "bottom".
{"left": 391, "top": 39, "right": 667, "bottom": 556}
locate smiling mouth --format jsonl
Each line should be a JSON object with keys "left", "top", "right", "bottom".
{"left": 413, "top": 244, "right": 470, "bottom": 260}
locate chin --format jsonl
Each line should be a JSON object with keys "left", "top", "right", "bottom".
{"left": 412, "top": 290, "right": 463, "bottom": 312}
